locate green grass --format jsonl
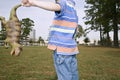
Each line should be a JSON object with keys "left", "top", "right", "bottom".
{"left": 0, "top": 46, "right": 120, "bottom": 80}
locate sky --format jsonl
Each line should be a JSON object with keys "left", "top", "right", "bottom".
{"left": 0, "top": 0, "right": 118, "bottom": 43}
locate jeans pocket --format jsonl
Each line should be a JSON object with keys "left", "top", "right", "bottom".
{"left": 56, "top": 54, "right": 66, "bottom": 65}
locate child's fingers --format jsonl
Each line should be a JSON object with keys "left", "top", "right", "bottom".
{"left": 21, "top": 3, "right": 24, "bottom": 6}
{"left": 24, "top": 3, "right": 31, "bottom": 7}
{"left": 22, "top": 3, "right": 31, "bottom": 7}
{"left": 21, "top": 0, "right": 31, "bottom": 7}
{"left": 22, "top": 0, "right": 28, "bottom": 4}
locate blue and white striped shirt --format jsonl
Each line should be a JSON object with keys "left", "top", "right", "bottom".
{"left": 48, "top": 0, "right": 79, "bottom": 55}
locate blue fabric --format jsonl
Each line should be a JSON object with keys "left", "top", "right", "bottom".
{"left": 53, "top": 51, "right": 79, "bottom": 80}
{"left": 48, "top": 0, "right": 79, "bottom": 55}
{"left": 55, "top": 0, "right": 78, "bottom": 23}
{"left": 55, "top": 0, "right": 66, "bottom": 17}
{"left": 48, "top": 41, "right": 77, "bottom": 48}
{"left": 51, "top": 25, "right": 76, "bottom": 30}
{"left": 48, "top": 30, "right": 77, "bottom": 48}
{"left": 57, "top": 51, "right": 79, "bottom": 55}
{"left": 48, "top": 25, "right": 77, "bottom": 48}
{"left": 49, "top": 31, "right": 74, "bottom": 39}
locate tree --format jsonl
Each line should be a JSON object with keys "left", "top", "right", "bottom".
{"left": 75, "top": 25, "right": 85, "bottom": 38}
{"left": 84, "top": 0, "right": 120, "bottom": 47}
{"left": 37, "top": 36, "right": 45, "bottom": 46}
{"left": 29, "top": 38, "right": 33, "bottom": 46}
{"left": 0, "top": 17, "right": 6, "bottom": 40}
{"left": 84, "top": 0, "right": 105, "bottom": 45}
{"left": 0, "top": 27, "right": 6, "bottom": 40}
{"left": 21, "top": 18, "right": 34, "bottom": 37}
{"left": 74, "top": 24, "right": 85, "bottom": 44}
{"left": 111, "top": 0, "right": 120, "bottom": 47}
{"left": 84, "top": 37, "right": 90, "bottom": 45}
{"left": 20, "top": 18, "right": 34, "bottom": 45}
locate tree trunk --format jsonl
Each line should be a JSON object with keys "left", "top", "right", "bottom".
{"left": 113, "top": 21, "right": 119, "bottom": 47}
{"left": 106, "top": 32, "right": 112, "bottom": 47}
{"left": 100, "top": 25, "right": 103, "bottom": 46}
{"left": 113, "top": 1, "right": 119, "bottom": 47}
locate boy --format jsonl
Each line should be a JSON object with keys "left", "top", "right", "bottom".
{"left": 22, "top": 0, "right": 79, "bottom": 80}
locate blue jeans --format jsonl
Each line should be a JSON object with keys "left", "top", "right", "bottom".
{"left": 53, "top": 51, "right": 79, "bottom": 80}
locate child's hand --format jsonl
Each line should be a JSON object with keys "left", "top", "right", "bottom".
{"left": 21, "top": 0, "right": 32, "bottom": 7}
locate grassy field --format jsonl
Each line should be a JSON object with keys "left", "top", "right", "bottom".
{"left": 0, "top": 46, "right": 120, "bottom": 80}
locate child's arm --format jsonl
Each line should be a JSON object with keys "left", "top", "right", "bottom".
{"left": 22, "top": 0, "right": 61, "bottom": 11}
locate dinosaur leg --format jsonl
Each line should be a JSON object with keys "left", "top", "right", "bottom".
{"left": 10, "top": 37, "right": 22, "bottom": 56}
{"left": 4, "top": 38, "right": 10, "bottom": 49}
{"left": 10, "top": 42, "right": 22, "bottom": 56}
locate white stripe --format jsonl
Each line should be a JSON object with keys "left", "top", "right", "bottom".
{"left": 50, "top": 27, "right": 74, "bottom": 33}
{"left": 66, "top": 1, "right": 75, "bottom": 9}
{"left": 62, "top": 16, "right": 76, "bottom": 20}
{"left": 67, "top": 3, "right": 73, "bottom": 8}
{"left": 49, "top": 41, "right": 76, "bottom": 45}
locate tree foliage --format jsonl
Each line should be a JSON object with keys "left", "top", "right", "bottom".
{"left": 0, "top": 27, "right": 6, "bottom": 40}
{"left": 84, "top": 0, "right": 120, "bottom": 47}
{"left": 74, "top": 24, "right": 85, "bottom": 40}
{"left": 21, "top": 18, "right": 34, "bottom": 38}
{"left": 37, "top": 36, "right": 44, "bottom": 43}
{"left": 84, "top": 37, "right": 90, "bottom": 44}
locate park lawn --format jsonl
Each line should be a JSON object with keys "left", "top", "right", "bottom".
{"left": 0, "top": 46, "right": 120, "bottom": 80}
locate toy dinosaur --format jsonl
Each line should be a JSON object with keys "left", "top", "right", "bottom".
{"left": 0, "top": 4, "right": 22, "bottom": 56}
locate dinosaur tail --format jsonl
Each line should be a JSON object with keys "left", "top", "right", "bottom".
{"left": 9, "top": 4, "right": 22, "bottom": 21}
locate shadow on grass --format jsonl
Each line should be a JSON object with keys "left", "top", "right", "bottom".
{"left": 50, "top": 74, "right": 57, "bottom": 80}
{"left": 105, "top": 51, "right": 120, "bottom": 57}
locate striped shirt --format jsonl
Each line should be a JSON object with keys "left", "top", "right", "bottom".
{"left": 48, "top": 0, "right": 79, "bottom": 55}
